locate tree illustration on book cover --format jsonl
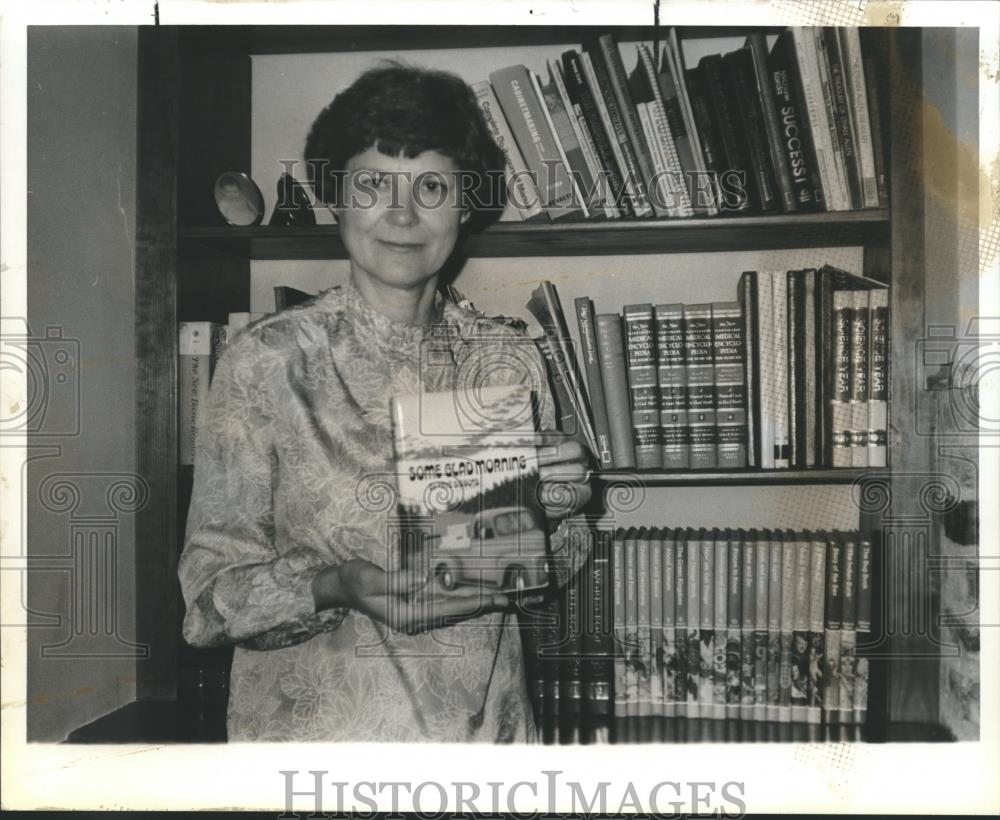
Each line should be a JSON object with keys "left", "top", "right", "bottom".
{"left": 391, "top": 383, "right": 550, "bottom": 594}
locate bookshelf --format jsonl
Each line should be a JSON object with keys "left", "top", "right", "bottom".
{"left": 123, "top": 24, "right": 947, "bottom": 745}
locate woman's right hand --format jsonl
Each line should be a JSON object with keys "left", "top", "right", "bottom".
{"left": 311, "top": 559, "right": 510, "bottom": 635}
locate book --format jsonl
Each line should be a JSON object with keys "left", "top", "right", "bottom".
{"left": 684, "top": 66, "right": 727, "bottom": 214}
{"left": 801, "top": 269, "right": 819, "bottom": 466}
{"left": 635, "top": 527, "right": 653, "bottom": 716}
{"left": 806, "top": 532, "right": 828, "bottom": 725}
{"left": 747, "top": 32, "right": 799, "bottom": 212}
{"left": 534, "top": 335, "right": 578, "bottom": 435}
{"left": 390, "top": 383, "right": 546, "bottom": 593}
{"left": 660, "top": 528, "right": 677, "bottom": 719}
{"left": 723, "top": 47, "right": 778, "bottom": 213}
{"left": 584, "top": 527, "right": 614, "bottom": 718}
{"left": 561, "top": 49, "right": 631, "bottom": 217}
{"left": 771, "top": 270, "right": 790, "bottom": 468}
{"left": 539, "top": 593, "right": 562, "bottom": 724}
{"left": 612, "top": 528, "right": 628, "bottom": 718}
{"left": 684, "top": 303, "right": 716, "bottom": 469}
{"left": 595, "top": 313, "right": 636, "bottom": 469}
{"left": 739, "top": 529, "right": 756, "bottom": 722}
{"left": 838, "top": 28, "right": 880, "bottom": 208}
{"left": 698, "top": 53, "right": 753, "bottom": 213}
{"left": 778, "top": 530, "right": 796, "bottom": 723}
{"left": 624, "top": 527, "right": 640, "bottom": 718}
{"left": 654, "top": 303, "right": 689, "bottom": 469}
{"left": 737, "top": 273, "right": 760, "bottom": 467}
{"left": 868, "top": 288, "right": 889, "bottom": 467}
{"left": 766, "top": 530, "right": 784, "bottom": 722}
{"left": 489, "top": 64, "right": 584, "bottom": 220}
{"left": 226, "top": 311, "right": 265, "bottom": 334}
{"left": 698, "top": 529, "right": 715, "bottom": 718}
{"left": 859, "top": 28, "right": 890, "bottom": 206}
{"left": 813, "top": 28, "right": 853, "bottom": 211}
{"left": 725, "top": 530, "right": 743, "bottom": 721}
{"left": 273, "top": 285, "right": 314, "bottom": 312}
{"left": 684, "top": 528, "right": 702, "bottom": 719}
{"left": 672, "top": 527, "right": 689, "bottom": 718}
{"left": 753, "top": 529, "right": 770, "bottom": 722}
{"left": 649, "top": 527, "right": 665, "bottom": 715}
{"left": 712, "top": 528, "right": 729, "bottom": 721}
{"left": 574, "top": 298, "right": 614, "bottom": 468}
{"left": 561, "top": 553, "right": 586, "bottom": 718}
{"left": 472, "top": 79, "right": 546, "bottom": 222}
{"left": 790, "top": 531, "right": 812, "bottom": 722}
{"left": 768, "top": 31, "right": 824, "bottom": 210}
{"left": 838, "top": 531, "right": 858, "bottom": 725}
{"left": 712, "top": 301, "right": 747, "bottom": 468}
{"left": 853, "top": 532, "right": 873, "bottom": 725}
{"left": 823, "top": 532, "right": 843, "bottom": 723}
{"left": 820, "top": 28, "right": 863, "bottom": 209}
{"left": 178, "top": 321, "right": 224, "bottom": 466}
{"left": 787, "top": 271, "right": 803, "bottom": 466}
{"left": 623, "top": 303, "right": 662, "bottom": 468}
{"left": 850, "top": 290, "right": 871, "bottom": 467}
{"left": 755, "top": 271, "right": 776, "bottom": 468}
{"left": 830, "top": 290, "right": 854, "bottom": 467}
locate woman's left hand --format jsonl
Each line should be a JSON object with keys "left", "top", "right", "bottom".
{"left": 536, "top": 433, "right": 594, "bottom": 521}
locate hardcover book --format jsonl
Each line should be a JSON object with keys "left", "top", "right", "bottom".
{"left": 624, "top": 303, "right": 662, "bottom": 468}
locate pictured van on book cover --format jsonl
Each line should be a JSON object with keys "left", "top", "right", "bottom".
{"left": 391, "top": 383, "right": 550, "bottom": 594}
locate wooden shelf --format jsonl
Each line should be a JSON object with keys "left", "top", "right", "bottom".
{"left": 593, "top": 467, "right": 887, "bottom": 487}
{"left": 181, "top": 209, "right": 889, "bottom": 260}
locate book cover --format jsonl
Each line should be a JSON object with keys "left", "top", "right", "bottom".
{"left": 489, "top": 64, "right": 584, "bottom": 220}
{"left": 612, "top": 527, "right": 628, "bottom": 718}
{"left": 534, "top": 335, "right": 577, "bottom": 434}
{"left": 753, "top": 529, "right": 770, "bottom": 721}
{"left": 850, "top": 290, "right": 871, "bottom": 467}
{"left": 737, "top": 272, "right": 760, "bottom": 467}
{"left": 823, "top": 532, "right": 843, "bottom": 724}
{"left": 723, "top": 47, "right": 778, "bottom": 213}
{"left": 672, "top": 527, "right": 688, "bottom": 718}
{"left": 684, "top": 66, "right": 727, "bottom": 213}
{"left": 472, "top": 79, "right": 546, "bottom": 222}
{"left": 575, "top": 297, "right": 614, "bottom": 468}
{"left": 787, "top": 271, "right": 803, "bottom": 467}
{"left": 838, "top": 28, "right": 880, "bottom": 208}
{"left": 739, "top": 529, "right": 756, "bottom": 722}
{"left": 806, "top": 532, "right": 828, "bottom": 725}
{"left": 713, "top": 301, "right": 748, "bottom": 468}
{"left": 561, "top": 555, "right": 586, "bottom": 717}
{"left": 766, "top": 530, "right": 784, "bottom": 722}
{"left": 562, "top": 49, "right": 631, "bottom": 217}
{"left": 725, "top": 529, "right": 743, "bottom": 721}
{"left": 838, "top": 531, "right": 858, "bottom": 725}
{"left": 790, "top": 531, "right": 812, "bottom": 721}
{"left": 685, "top": 527, "right": 702, "bottom": 719}
{"left": 820, "top": 28, "right": 863, "bottom": 209}
{"left": 868, "top": 288, "right": 889, "bottom": 467}
{"left": 698, "top": 529, "right": 716, "bottom": 718}
{"left": 771, "top": 270, "right": 790, "bottom": 468}
{"left": 698, "top": 53, "right": 753, "bottom": 213}
{"left": 649, "top": 527, "right": 665, "bottom": 716}
{"left": 661, "top": 528, "right": 678, "bottom": 719}
{"left": 539, "top": 593, "right": 562, "bottom": 723}
{"left": 801, "top": 269, "right": 819, "bottom": 466}
{"left": 859, "top": 28, "right": 890, "bottom": 206}
{"left": 654, "top": 303, "right": 689, "bottom": 469}
{"left": 684, "top": 303, "right": 716, "bottom": 469}
{"left": 812, "top": 28, "right": 853, "bottom": 211}
{"left": 713, "top": 528, "right": 729, "bottom": 721}
{"left": 830, "top": 290, "right": 854, "bottom": 467}
{"left": 756, "top": 270, "right": 776, "bottom": 469}
{"left": 623, "top": 303, "right": 662, "bottom": 468}
{"left": 635, "top": 527, "right": 653, "bottom": 716}
{"left": 778, "top": 529, "right": 797, "bottom": 723}
{"left": 747, "top": 32, "right": 798, "bottom": 212}
{"left": 178, "top": 321, "right": 223, "bottom": 467}
{"left": 624, "top": 527, "right": 641, "bottom": 718}
{"left": 390, "top": 384, "right": 546, "bottom": 594}
{"left": 595, "top": 313, "right": 636, "bottom": 469}
{"left": 584, "top": 527, "right": 614, "bottom": 717}
{"left": 853, "top": 532, "right": 873, "bottom": 725}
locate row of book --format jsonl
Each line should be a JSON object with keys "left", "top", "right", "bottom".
{"left": 480, "top": 27, "right": 888, "bottom": 223}
{"left": 521, "top": 525, "right": 873, "bottom": 735}
{"left": 529, "top": 263, "right": 889, "bottom": 473}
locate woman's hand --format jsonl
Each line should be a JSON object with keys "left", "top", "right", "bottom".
{"left": 536, "top": 433, "right": 594, "bottom": 521}
{"left": 312, "top": 559, "right": 509, "bottom": 635}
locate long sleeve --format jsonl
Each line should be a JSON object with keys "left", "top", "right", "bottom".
{"left": 177, "top": 331, "right": 348, "bottom": 651}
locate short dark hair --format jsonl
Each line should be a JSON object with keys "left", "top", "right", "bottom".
{"left": 304, "top": 60, "right": 506, "bottom": 230}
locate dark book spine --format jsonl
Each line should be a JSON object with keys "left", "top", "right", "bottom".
{"left": 823, "top": 533, "right": 843, "bottom": 723}
{"left": 816, "top": 267, "right": 834, "bottom": 465}
{"left": 623, "top": 303, "right": 662, "bottom": 468}
{"left": 806, "top": 534, "right": 827, "bottom": 725}
{"left": 612, "top": 528, "right": 628, "bottom": 718}
{"left": 595, "top": 314, "right": 636, "bottom": 469}
{"left": 768, "top": 31, "right": 824, "bottom": 210}
{"left": 737, "top": 273, "right": 760, "bottom": 467}
{"left": 725, "top": 531, "right": 743, "bottom": 720}
{"left": 712, "top": 302, "right": 747, "bottom": 468}
{"left": 853, "top": 532, "right": 873, "bottom": 725}
{"left": 820, "top": 27, "right": 862, "bottom": 209}
{"left": 724, "top": 48, "right": 778, "bottom": 212}
{"left": 584, "top": 528, "right": 613, "bottom": 718}
{"left": 830, "top": 290, "right": 854, "bottom": 467}
{"left": 562, "top": 50, "right": 634, "bottom": 218}
{"left": 789, "top": 271, "right": 807, "bottom": 467}
{"left": 868, "top": 288, "right": 889, "bottom": 467}
{"left": 699, "top": 54, "right": 753, "bottom": 213}
{"left": 685, "top": 66, "right": 726, "bottom": 207}
{"left": 778, "top": 530, "right": 796, "bottom": 723}
{"left": 673, "top": 528, "right": 688, "bottom": 718}
{"left": 561, "top": 555, "right": 586, "bottom": 717}
{"left": 786, "top": 272, "right": 800, "bottom": 467}
{"left": 684, "top": 304, "right": 717, "bottom": 469}
{"left": 575, "top": 297, "right": 614, "bottom": 468}
{"left": 838, "top": 532, "right": 857, "bottom": 725}
{"left": 766, "top": 531, "right": 784, "bottom": 722}
{"left": 790, "top": 533, "right": 812, "bottom": 722}
{"left": 540, "top": 593, "right": 563, "bottom": 725}
{"left": 655, "top": 304, "right": 689, "bottom": 469}
{"left": 748, "top": 32, "right": 798, "bottom": 212}
{"left": 752, "top": 530, "right": 770, "bottom": 721}
{"left": 859, "top": 28, "right": 890, "bottom": 206}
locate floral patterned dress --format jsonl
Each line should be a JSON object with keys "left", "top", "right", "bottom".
{"left": 177, "top": 281, "right": 581, "bottom": 742}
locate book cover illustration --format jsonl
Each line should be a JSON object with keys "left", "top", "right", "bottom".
{"left": 391, "top": 383, "right": 549, "bottom": 594}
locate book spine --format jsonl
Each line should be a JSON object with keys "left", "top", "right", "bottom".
{"left": 713, "top": 302, "right": 748, "bottom": 468}
{"left": 831, "top": 290, "right": 854, "bottom": 467}
{"left": 472, "top": 80, "right": 544, "bottom": 221}
{"left": 562, "top": 49, "right": 632, "bottom": 217}
{"left": 178, "top": 321, "right": 217, "bottom": 467}
{"left": 685, "top": 529, "right": 702, "bottom": 719}
{"left": 802, "top": 270, "right": 818, "bottom": 466}
{"left": 778, "top": 530, "right": 796, "bottom": 723}
{"left": 582, "top": 48, "right": 654, "bottom": 217}
{"left": 489, "top": 65, "right": 583, "bottom": 220}
{"left": 787, "top": 271, "right": 803, "bottom": 467}
{"left": 624, "top": 528, "right": 640, "bottom": 718}
{"left": 853, "top": 533, "right": 873, "bottom": 725}
{"left": 766, "top": 531, "right": 784, "bottom": 722}
{"left": 624, "top": 303, "right": 662, "bottom": 468}
{"left": 790, "top": 533, "right": 812, "bottom": 722}
{"left": 635, "top": 102, "right": 676, "bottom": 217}
{"left": 545, "top": 60, "right": 602, "bottom": 213}
{"left": 713, "top": 530, "right": 729, "bottom": 721}
{"left": 684, "top": 66, "right": 726, "bottom": 213}
{"left": 649, "top": 528, "right": 665, "bottom": 716}
{"left": 816, "top": 267, "right": 834, "bottom": 465}
{"left": 737, "top": 273, "right": 759, "bottom": 467}
{"left": 748, "top": 32, "right": 798, "bottom": 212}
{"left": 699, "top": 54, "right": 753, "bottom": 213}
{"left": 838, "top": 532, "right": 857, "bottom": 725}
{"left": 597, "top": 34, "right": 665, "bottom": 217}
{"left": 756, "top": 271, "right": 776, "bottom": 468}
{"left": 860, "top": 27, "right": 890, "bottom": 206}
{"left": 662, "top": 529, "right": 677, "bottom": 719}
{"left": 850, "top": 290, "right": 871, "bottom": 467}
{"left": 868, "top": 288, "right": 889, "bottom": 467}
{"left": 530, "top": 69, "right": 591, "bottom": 220}
{"left": 821, "top": 28, "right": 863, "bottom": 209}
{"left": 807, "top": 533, "right": 827, "bottom": 726}
{"left": 725, "top": 48, "right": 778, "bottom": 212}
{"left": 534, "top": 336, "right": 578, "bottom": 434}
{"left": 839, "top": 29, "right": 879, "bottom": 208}
{"left": 768, "top": 31, "right": 823, "bottom": 210}
{"left": 585, "top": 528, "right": 614, "bottom": 717}
{"left": 636, "top": 529, "right": 652, "bottom": 716}
{"left": 684, "top": 304, "right": 716, "bottom": 469}
{"left": 540, "top": 593, "right": 562, "bottom": 725}
{"left": 575, "top": 297, "right": 614, "bottom": 468}
{"left": 698, "top": 530, "right": 715, "bottom": 718}
{"left": 823, "top": 533, "right": 843, "bottom": 724}
{"left": 739, "top": 531, "right": 756, "bottom": 721}
{"left": 655, "top": 304, "right": 689, "bottom": 469}
{"left": 595, "top": 314, "right": 636, "bottom": 469}
{"left": 771, "top": 271, "right": 790, "bottom": 468}
{"left": 753, "top": 531, "right": 770, "bottom": 722}
{"left": 725, "top": 531, "right": 743, "bottom": 721}
{"left": 561, "top": 559, "right": 585, "bottom": 717}
{"left": 612, "top": 528, "right": 628, "bottom": 718}
{"left": 673, "top": 528, "right": 688, "bottom": 718}
{"left": 813, "top": 28, "right": 854, "bottom": 211}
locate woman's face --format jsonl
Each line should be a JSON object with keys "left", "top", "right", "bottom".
{"left": 334, "top": 146, "right": 470, "bottom": 294}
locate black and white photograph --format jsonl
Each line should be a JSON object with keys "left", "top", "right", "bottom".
{"left": 2, "top": 0, "right": 997, "bottom": 813}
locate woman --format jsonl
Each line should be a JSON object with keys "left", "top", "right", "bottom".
{"left": 177, "top": 61, "right": 593, "bottom": 742}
